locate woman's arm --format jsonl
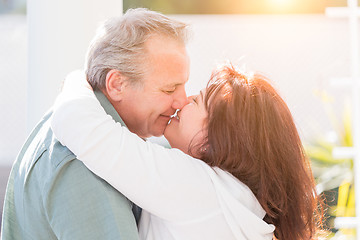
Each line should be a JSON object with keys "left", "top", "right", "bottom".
{"left": 51, "top": 71, "right": 219, "bottom": 221}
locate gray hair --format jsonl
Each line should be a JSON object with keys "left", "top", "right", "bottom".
{"left": 85, "top": 8, "right": 189, "bottom": 90}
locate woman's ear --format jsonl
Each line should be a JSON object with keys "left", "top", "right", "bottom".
{"left": 105, "top": 69, "right": 127, "bottom": 102}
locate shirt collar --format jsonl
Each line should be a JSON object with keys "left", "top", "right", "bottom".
{"left": 94, "top": 89, "right": 127, "bottom": 128}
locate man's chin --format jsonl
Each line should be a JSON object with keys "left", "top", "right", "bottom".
{"left": 151, "top": 133, "right": 163, "bottom": 138}
{"left": 149, "top": 126, "right": 166, "bottom": 138}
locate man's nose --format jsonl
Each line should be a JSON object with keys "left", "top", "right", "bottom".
{"left": 172, "top": 86, "right": 188, "bottom": 110}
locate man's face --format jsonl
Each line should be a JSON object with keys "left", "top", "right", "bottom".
{"left": 115, "top": 35, "right": 190, "bottom": 138}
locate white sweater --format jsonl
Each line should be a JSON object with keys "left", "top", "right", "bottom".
{"left": 50, "top": 72, "right": 275, "bottom": 240}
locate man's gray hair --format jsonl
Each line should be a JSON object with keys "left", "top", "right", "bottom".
{"left": 85, "top": 8, "right": 189, "bottom": 90}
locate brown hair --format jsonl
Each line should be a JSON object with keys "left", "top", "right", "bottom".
{"left": 195, "top": 64, "right": 323, "bottom": 239}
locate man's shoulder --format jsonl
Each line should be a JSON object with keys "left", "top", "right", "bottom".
{"left": 3, "top": 111, "right": 139, "bottom": 240}
{"left": 12, "top": 109, "right": 134, "bottom": 211}
{"left": 15, "top": 110, "right": 77, "bottom": 182}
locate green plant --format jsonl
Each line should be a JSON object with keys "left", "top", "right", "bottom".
{"left": 305, "top": 92, "right": 354, "bottom": 239}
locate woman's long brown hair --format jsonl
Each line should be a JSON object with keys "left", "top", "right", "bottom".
{"left": 196, "top": 64, "right": 323, "bottom": 239}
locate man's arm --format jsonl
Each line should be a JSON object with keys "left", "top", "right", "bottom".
{"left": 44, "top": 159, "right": 139, "bottom": 240}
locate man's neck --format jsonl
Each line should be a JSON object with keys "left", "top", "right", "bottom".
{"left": 94, "top": 89, "right": 127, "bottom": 127}
{"left": 96, "top": 89, "right": 147, "bottom": 141}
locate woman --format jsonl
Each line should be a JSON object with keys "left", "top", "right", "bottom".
{"left": 51, "top": 64, "right": 322, "bottom": 239}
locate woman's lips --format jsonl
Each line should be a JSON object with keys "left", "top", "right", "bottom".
{"left": 167, "top": 112, "right": 180, "bottom": 124}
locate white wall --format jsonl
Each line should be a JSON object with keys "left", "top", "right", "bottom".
{"left": 0, "top": 15, "right": 27, "bottom": 166}
{"left": 0, "top": 14, "right": 353, "bottom": 165}
{"left": 27, "top": 0, "right": 123, "bottom": 131}
{"left": 0, "top": 0, "right": 123, "bottom": 166}
{"left": 179, "top": 14, "right": 351, "bottom": 141}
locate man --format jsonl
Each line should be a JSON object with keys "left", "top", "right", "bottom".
{"left": 1, "top": 8, "right": 190, "bottom": 239}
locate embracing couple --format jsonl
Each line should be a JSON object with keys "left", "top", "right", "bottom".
{"left": 1, "top": 8, "right": 323, "bottom": 240}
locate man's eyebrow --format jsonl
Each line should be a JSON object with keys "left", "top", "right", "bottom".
{"left": 163, "top": 83, "right": 183, "bottom": 88}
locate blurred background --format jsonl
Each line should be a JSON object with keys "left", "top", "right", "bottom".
{"left": 0, "top": 0, "right": 358, "bottom": 238}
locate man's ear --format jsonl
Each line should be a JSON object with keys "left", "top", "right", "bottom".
{"left": 105, "top": 69, "right": 127, "bottom": 102}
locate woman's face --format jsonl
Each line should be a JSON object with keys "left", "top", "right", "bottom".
{"left": 164, "top": 89, "right": 208, "bottom": 156}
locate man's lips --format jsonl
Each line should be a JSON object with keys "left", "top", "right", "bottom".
{"left": 160, "top": 114, "right": 172, "bottom": 124}
{"left": 169, "top": 111, "right": 180, "bottom": 123}
{"left": 160, "top": 114, "right": 172, "bottom": 119}
{"left": 161, "top": 111, "right": 180, "bottom": 124}
{"left": 161, "top": 110, "right": 179, "bottom": 119}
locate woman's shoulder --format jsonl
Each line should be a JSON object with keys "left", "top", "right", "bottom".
{"left": 206, "top": 167, "right": 266, "bottom": 219}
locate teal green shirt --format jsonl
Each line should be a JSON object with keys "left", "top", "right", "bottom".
{"left": 1, "top": 90, "right": 140, "bottom": 240}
